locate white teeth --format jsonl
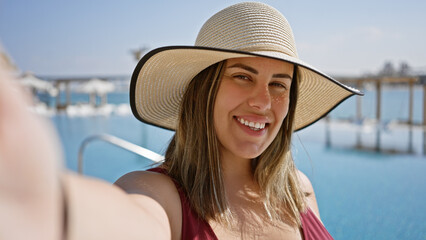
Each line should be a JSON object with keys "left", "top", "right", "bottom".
{"left": 237, "top": 117, "right": 266, "bottom": 130}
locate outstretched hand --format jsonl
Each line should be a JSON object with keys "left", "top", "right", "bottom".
{"left": 0, "top": 59, "right": 63, "bottom": 239}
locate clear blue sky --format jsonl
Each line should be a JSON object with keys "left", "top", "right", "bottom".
{"left": 0, "top": 0, "right": 425, "bottom": 77}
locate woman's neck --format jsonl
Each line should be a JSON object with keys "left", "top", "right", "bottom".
{"left": 220, "top": 150, "right": 259, "bottom": 194}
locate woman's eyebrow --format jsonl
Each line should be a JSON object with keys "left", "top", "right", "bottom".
{"left": 228, "top": 63, "right": 292, "bottom": 79}
{"left": 272, "top": 73, "right": 292, "bottom": 79}
{"left": 227, "top": 63, "right": 258, "bottom": 74}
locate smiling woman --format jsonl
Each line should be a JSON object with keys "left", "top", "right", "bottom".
{"left": 0, "top": 2, "right": 362, "bottom": 240}
{"left": 125, "top": 4, "right": 361, "bottom": 238}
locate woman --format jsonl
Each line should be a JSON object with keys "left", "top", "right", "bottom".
{"left": 117, "top": 2, "right": 360, "bottom": 238}
{"left": 116, "top": 2, "right": 362, "bottom": 239}
{"left": 0, "top": 2, "right": 361, "bottom": 240}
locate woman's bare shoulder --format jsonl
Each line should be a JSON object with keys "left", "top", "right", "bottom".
{"left": 296, "top": 170, "right": 321, "bottom": 219}
{"left": 115, "top": 170, "right": 182, "bottom": 214}
{"left": 115, "top": 170, "right": 176, "bottom": 195}
{"left": 296, "top": 170, "right": 313, "bottom": 194}
{"left": 114, "top": 170, "right": 182, "bottom": 239}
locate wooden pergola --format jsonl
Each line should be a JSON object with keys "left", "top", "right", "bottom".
{"left": 327, "top": 76, "right": 425, "bottom": 154}
{"left": 53, "top": 78, "right": 90, "bottom": 110}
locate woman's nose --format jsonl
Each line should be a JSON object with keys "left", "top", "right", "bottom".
{"left": 247, "top": 85, "right": 271, "bottom": 111}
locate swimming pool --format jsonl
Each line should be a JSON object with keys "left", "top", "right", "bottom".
{"left": 50, "top": 109, "right": 425, "bottom": 240}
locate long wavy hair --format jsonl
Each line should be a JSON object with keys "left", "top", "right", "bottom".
{"left": 162, "top": 59, "right": 305, "bottom": 226}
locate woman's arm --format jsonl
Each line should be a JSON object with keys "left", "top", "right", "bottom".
{"left": 0, "top": 58, "right": 171, "bottom": 240}
{"left": 64, "top": 172, "right": 171, "bottom": 239}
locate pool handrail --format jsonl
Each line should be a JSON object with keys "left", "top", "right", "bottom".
{"left": 77, "top": 134, "right": 164, "bottom": 174}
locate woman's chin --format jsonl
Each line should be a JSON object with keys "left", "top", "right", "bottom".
{"left": 233, "top": 148, "right": 265, "bottom": 160}
{"left": 219, "top": 141, "right": 269, "bottom": 161}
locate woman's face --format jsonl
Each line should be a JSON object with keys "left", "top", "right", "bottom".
{"left": 213, "top": 57, "right": 293, "bottom": 160}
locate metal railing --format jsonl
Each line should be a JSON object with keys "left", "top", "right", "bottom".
{"left": 77, "top": 134, "right": 164, "bottom": 174}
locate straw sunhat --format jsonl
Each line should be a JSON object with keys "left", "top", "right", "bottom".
{"left": 130, "top": 2, "right": 362, "bottom": 131}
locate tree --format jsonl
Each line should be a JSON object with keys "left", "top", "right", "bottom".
{"left": 398, "top": 62, "right": 411, "bottom": 76}
{"left": 378, "top": 61, "right": 395, "bottom": 76}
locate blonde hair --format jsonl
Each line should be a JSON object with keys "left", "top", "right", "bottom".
{"left": 163, "top": 60, "right": 305, "bottom": 226}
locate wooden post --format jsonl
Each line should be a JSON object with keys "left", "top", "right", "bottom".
{"left": 65, "top": 82, "right": 71, "bottom": 108}
{"left": 408, "top": 80, "right": 414, "bottom": 125}
{"left": 423, "top": 84, "right": 426, "bottom": 155}
{"left": 55, "top": 82, "right": 60, "bottom": 110}
{"left": 408, "top": 80, "right": 414, "bottom": 153}
{"left": 101, "top": 93, "right": 107, "bottom": 106}
{"left": 375, "top": 80, "right": 381, "bottom": 152}
{"left": 325, "top": 115, "right": 331, "bottom": 148}
{"left": 356, "top": 80, "right": 363, "bottom": 148}
{"left": 89, "top": 93, "right": 96, "bottom": 106}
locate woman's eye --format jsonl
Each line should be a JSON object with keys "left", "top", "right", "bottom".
{"left": 234, "top": 75, "right": 250, "bottom": 81}
{"left": 270, "top": 82, "right": 287, "bottom": 89}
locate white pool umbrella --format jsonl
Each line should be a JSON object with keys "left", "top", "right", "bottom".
{"left": 80, "top": 78, "right": 115, "bottom": 95}
{"left": 19, "top": 73, "right": 58, "bottom": 96}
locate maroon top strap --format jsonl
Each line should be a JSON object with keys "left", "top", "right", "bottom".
{"left": 148, "top": 167, "right": 333, "bottom": 240}
{"left": 301, "top": 208, "right": 334, "bottom": 240}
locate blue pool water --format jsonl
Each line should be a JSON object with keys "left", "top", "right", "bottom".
{"left": 50, "top": 88, "right": 426, "bottom": 240}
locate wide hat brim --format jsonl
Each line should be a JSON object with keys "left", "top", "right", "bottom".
{"left": 130, "top": 45, "right": 363, "bottom": 131}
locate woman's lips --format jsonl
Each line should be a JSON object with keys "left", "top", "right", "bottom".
{"left": 234, "top": 116, "right": 269, "bottom": 136}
